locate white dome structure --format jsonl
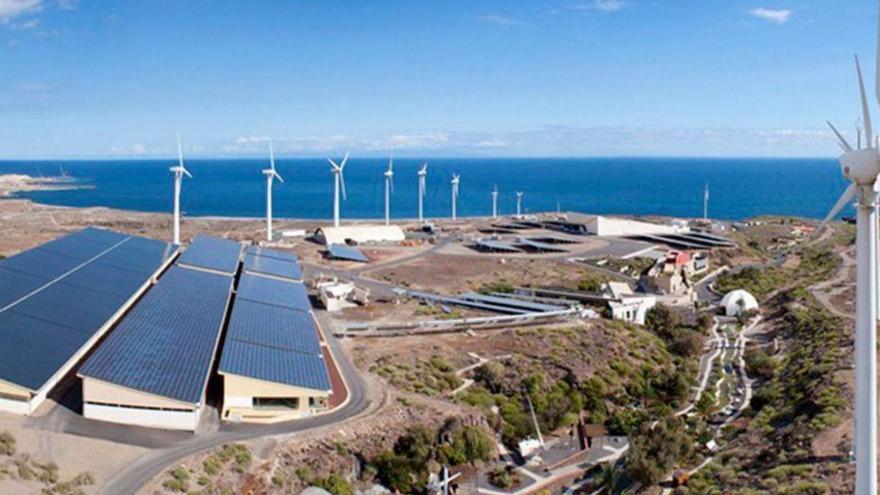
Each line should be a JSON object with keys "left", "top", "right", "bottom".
{"left": 721, "top": 289, "right": 759, "bottom": 317}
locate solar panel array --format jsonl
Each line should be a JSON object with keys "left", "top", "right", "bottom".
{"left": 243, "top": 250, "right": 302, "bottom": 281}
{"left": 219, "top": 262, "right": 331, "bottom": 391}
{"left": 327, "top": 244, "right": 369, "bottom": 263}
{"left": 79, "top": 265, "right": 233, "bottom": 404}
{"left": 0, "top": 228, "right": 176, "bottom": 392}
{"left": 176, "top": 235, "right": 242, "bottom": 274}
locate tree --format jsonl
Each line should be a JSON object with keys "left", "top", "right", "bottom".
{"left": 596, "top": 462, "right": 624, "bottom": 494}
{"left": 474, "top": 361, "right": 505, "bottom": 393}
{"left": 627, "top": 417, "right": 694, "bottom": 486}
{"left": 670, "top": 329, "right": 704, "bottom": 358}
{"left": 645, "top": 305, "right": 682, "bottom": 339}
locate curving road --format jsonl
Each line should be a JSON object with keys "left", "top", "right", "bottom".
{"left": 97, "top": 320, "right": 372, "bottom": 495}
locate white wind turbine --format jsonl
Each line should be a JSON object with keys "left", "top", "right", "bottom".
{"left": 492, "top": 185, "right": 499, "bottom": 219}
{"left": 170, "top": 134, "right": 192, "bottom": 245}
{"left": 418, "top": 163, "right": 428, "bottom": 225}
{"left": 262, "top": 139, "right": 284, "bottom": 241}
{"left": 820, "top": 47, "right": 880, "bottom": 493}
{"left": 328, "top": 153, "right": 349, "bottom": 228}
{"left": 450, "top": 174, "right": 460, "bottom": 221}
{"left": 703, "top": 182, "right": 710, "bottom": 220}
{"left": 427, "top": 466, "right": 460, "bottom": 495}
{"left": 516, "top": 191, "right": 524, "bottom": 217}
{"left": 384, "top": 158, "right": 394, "bottom": 226}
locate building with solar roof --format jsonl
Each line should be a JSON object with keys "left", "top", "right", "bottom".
{"left": 78, "top": 235, "right": 241, "bottom": 430}
{"left": 219, "top": 247, "right": 332, "bottom": 423}
{"left": 0, "top": 227, "right": 178, "bottom": 415}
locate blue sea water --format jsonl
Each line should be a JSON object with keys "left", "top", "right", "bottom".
{"left": 0, "top": 158, "right": 849, "bottom": 221}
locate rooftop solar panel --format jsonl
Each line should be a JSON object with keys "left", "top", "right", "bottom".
{"left": 0, "top": 228, "right": 176, "bottom": 393}
{"left": 79, "top": 266, "right": 232, "bottom": 404}
{"left": 243, "top": 253, "right": 302, "bottom": 280}
{"left": 327, "top": 244, "right": 369, "bottom": 262}
{"left": 176, "top": 235, "right": 242, "bottom": 274}
{"left": 237, "top": 273, "right": 311, "bottom": 311}
{"left": 246, "top": 245, "right": 299, "bottom": 263}
{"left": 224, "top": 299, "right": 321, "bottom": 355}
{"left": 220, "top": 339, "right": 331, "bottom": 391}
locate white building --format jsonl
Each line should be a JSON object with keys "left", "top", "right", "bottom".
{"left": 570, "top": 214, "right": 687, "bottom": 237}
{"left": 721, "top": 290, "right": 759, "bottom": 317}
{"left": 314, "top": 225, "right": 405, "bottom": 246}
{"left": 603, "top": 282, "right": 656, "bottom": 325}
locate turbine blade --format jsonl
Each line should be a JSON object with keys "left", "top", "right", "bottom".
{"left": 340, "top": 171, "right": 347, "bottom": 201}
{"left": 817, "top": 183, "right": 857, "bottom": 235}
{"left": 182, "top": 167, "right": 192, "bottom": 179}
{"left": 177, "top": 133, "right": 184, "bottom": 168}
{"left": 827, "top": 121, "right": 854, "bottom": 152}
{"left": 328, "top": 158, "right": 338, "bottom": 169}
{"left": 856, "top": 55, "right": 874, "bottom": 148}
{"left": 274, "top": 171, "right": 284, "bottom": 183}
{"left": 340, "top": 152, "right": 350, "bottom": 169}
{"left": 269, "top": 139, "right": 275, "bottom": 171}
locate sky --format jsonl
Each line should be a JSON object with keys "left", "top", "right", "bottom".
{"left": 0, "top": 0, "right": 878, "bottom": 159}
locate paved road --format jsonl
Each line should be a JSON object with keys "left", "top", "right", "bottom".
{"left": 97, "top": 317, "right": 371, "bottom": 495}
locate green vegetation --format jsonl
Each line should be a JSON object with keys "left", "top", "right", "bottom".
{"left": 744, "top": 348, "right": 777, "bottom": 380}
{"left": 600, "top": 256, "right": 656, "bottom": 278}
{"left": 627, "top": 416, "right": 695, "bottom": 486}
{"left": 369, "top": 421, "right": 494, "bottom": 493}
{"left": 0, "top": 431, "right": 14, "bottom": 456}
{"left": 313, "top": 473, "right": 354, "bottom": 495}
{"left": 487, "top": 466, "right": 521, "bottom": 489}
{"left": 479, "top": 279, "right": 515, "bottom": 294}
{"left": 370, "top": 354, "right": 462, "bottom": 396}
{"left": 715, "top": 266, "right": 785, "bottom": 299}
{"left": 715, "top": 246, "right": 840, "bottom": 301}
{"left": 577, "top": 271, "right": 610, "bottom": 292}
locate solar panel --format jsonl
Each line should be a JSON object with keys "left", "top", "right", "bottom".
{"left": 475, "top": 239, "right": 521, "bottom": 252}
{"left": 79, "top": 266, "right": 233, "bottom": 404}
{"left": 246, "top": 245, "right": 299, "bottom": 263}
{"left": 459, "top": 292, "right": 567, "bottom": 312}
{"left": 0, "top": 228, "right": 176, "bottom": 393}
{"left": 243, "top": 253, "right": 302, "bottom": 280}
{"left": 220, "top": 339, "right": 331, "bottom": 391}
{"left": 236, "top": 273, "right": 311, "bottom": 311}
{"left": 224, "top": 299, "right": 321, "bottom": 355}
{"left": 327, "top": 244, "right": 369, "bottom": 262}
{"left": 516, "top": 238, "right": 568, "bottom": 252}
{"left": 176, "top": 235, "right": 242, "bottom": 274}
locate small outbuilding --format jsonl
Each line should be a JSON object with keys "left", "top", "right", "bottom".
{"left": 721, "top": 289, "right": 759, "bottom": 317}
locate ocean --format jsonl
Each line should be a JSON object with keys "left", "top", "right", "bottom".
{"left": 0, "top": 157, "right": 849, "bottom": 221}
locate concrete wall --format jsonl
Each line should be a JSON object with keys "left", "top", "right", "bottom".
{"left": 588, "top": 216, "right": 681, "bottom": 237}
{"left": 83, "top": 402, "right": 199, "bottom": 431}
{"left": 222, "top": 373, "right": 330, "bottom": 423}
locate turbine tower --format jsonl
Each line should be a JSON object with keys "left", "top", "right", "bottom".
{"left": 821, "top": 49, "right": 880, "bottom": 494}
{"left": 418, "top": 163, "right": 427, "bottom": 225}
{"left": 262, "top": 139, "right": 284, "bottom": 241}
{"left": 170, "top": 134, "right": 192, "bottom": 245}
{"left": 516, "top": 191, "right": 524, "bottom": 217}
{"left": 450, "top": 174, "right": 460, "bottom": 221}
{"left": 328, "top": 153, "right": 349, "bottom": 228}
{"left": 703, "top": 182, "right": 710, "bottom": 220}
{"left": 492, "top": 185, "right": 499, "bottom": 219}
{"left": 384, "top": 158, "right": 394, "bottom": 226}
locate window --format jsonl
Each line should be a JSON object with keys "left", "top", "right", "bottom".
{"left": 253, "top": 397, "right": 299, "bottom": 410}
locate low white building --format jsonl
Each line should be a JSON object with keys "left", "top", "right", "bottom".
{"left": 603, "top": 281, "right": 656, "bottom": 325}
{"left": 721, "top": 289, "right": 759, "bottom": 317}
{"left": 317, "top": 280, "right": 369, "bottom": 311}
{"left": 583, "top": 215, "right": 687, "bottom": 237}
{"left": 314, "top": 225, "right": 405, "bottom": 246}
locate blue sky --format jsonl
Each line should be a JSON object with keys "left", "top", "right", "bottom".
{"left": 0, "top": 0, "right": 878, "bottom": 158}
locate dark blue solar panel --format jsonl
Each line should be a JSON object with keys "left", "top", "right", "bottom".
{"left": 95, "top": 243, "right": 173, "bottom": 276}
{"left": 224, "top": 299, "right": 321, "bottom": 354}
{"left": 61, "top": 263, "right": 149, "bottom": 298}
{"left": 0, "top": 312, "right": 91, "bottom": 391}
{"left": 10, "top": 283, "right": 128, "bottom": 336}
{"left": 0, "top": 247, "right": 84, "bottom": 279}
{"left": 236, "top": 274, "right": 311, "bottom": 311}
{"left": 243, "top": 253, "right": 302, "bottom": 280}
{"left": 328, "top": 244, "right": 369, "bottom": 262}
{"left": 79, "top": 266, "right": 232, "bottom": 404}
{"left": 38, "top": 237, "right": 110, "bottom": 261}
{"left": 219, "top": 339, "right": 331, "bottom": 391}
{"left": 75, "top": 227, "right": 129, "bottom": 246}
{"left": 246, "top": 245, "right": 299, "bottom": 263}
{"left": 176, "top": 235, "right": 241, "bottom": 274}
{"left": 0, "top": 267, "right": 49, "bottom": 310}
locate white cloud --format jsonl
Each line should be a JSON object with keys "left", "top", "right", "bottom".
{"left": 11, "top": 17, "right": 38, "bottom": 29}
{"left": 56, "top": 0, "right": 75, "bottom": 10}
{"left": 0, "top": 0, "right": 42, "bottom": 22}
{"left": 749, "top": 7, "right": 792, "bottom": 24}
{"left": 591, "top": 0, "right": 625, "bottom": 13}
{"left": 478, "top": 14, "right": 523, "bottom": 26}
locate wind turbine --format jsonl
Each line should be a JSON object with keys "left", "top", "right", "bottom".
{"left": 262, "top": 139, "right": 284, "bottom": 241}
{"left": 516, "top": 191, "right": 524, "bottom": 217}
{"left": 328, "top": 153, "right": 349, "bottom": 228}
{"left": 820, "top": 47, "right": 880, "bottom": 493}
{"left": 703, "top": 182, "right": 710, "bottom": 221}
{"left": 418, "top": 163, "right": 427, "bottom": 225}
{"left": 427, "top": 466, "right": 460, "bottom": 495}
{"left": 491, "top": 185, "right": 499, "bottom": 219}
{"left": 170, "top": 134, "right": 192, "bottom": 245}
{"left": 384, "top": 158, "right": 394, "bottom": 226}
{"left": 450, "top": 174, "right": 460, "bottom": 221}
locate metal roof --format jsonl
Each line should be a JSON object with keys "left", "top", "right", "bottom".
{"left": 458, "top": 292, "right": 568, "bottom": 312}
{"left": 474, "top": 239, "right": 521, "bottom": 253}
{"left": 177, "top": 235, "right": 242, "bottom": 274}
{"left": 236, "top": 273, "right": 312, "bottom": 312}
{"left": 243, "top": 252, "right": 302, "bottom": 280}
{"left": 327, "top": 244, "right": 369, "bottom": 263}
{"left": 79, "top": 266, "right": 233, "bottom": 405}
{"left": 0, "top": 228, "right": 176, "bottom": 392}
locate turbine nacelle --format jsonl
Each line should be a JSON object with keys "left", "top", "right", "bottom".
{"left": 170, "top": 165, "right": 192, "bottom": 178}
{"left": 840, "top": 148, "right": 880, "bottom": 185}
